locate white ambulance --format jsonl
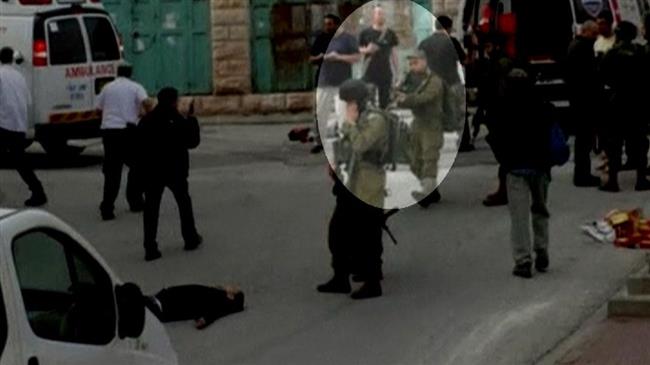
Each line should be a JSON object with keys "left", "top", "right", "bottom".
{"left": 0, "top": 0, "right": 123, "bottom": 155}
{"left": 0, "top": 208, "right": 178, "bottom": 365}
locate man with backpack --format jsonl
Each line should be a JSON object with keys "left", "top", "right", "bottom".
{"left": 317, "top": 79, "right": 388, "bottom": 300}
{"left": 395, "top": 50, "right": 445, "bottom": 207}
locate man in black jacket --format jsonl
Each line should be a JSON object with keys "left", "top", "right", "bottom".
{"left": 566, "top": 21, "right": 601, "bottom": 187}
{"left": 599, "top": 22, "right": 650, "bottom": 192}
{"left": 494, "top": 68, "right": 553, "bottom": 279}
{"left": 138, "top": 87, "right": 202, "bottom": 261}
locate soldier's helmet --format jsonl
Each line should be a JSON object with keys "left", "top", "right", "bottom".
{"left": 339, "top": 79, "right": 370, "bottom": 105}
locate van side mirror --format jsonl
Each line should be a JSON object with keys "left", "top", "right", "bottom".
{"left": 115, "top": 283, "right": 146, "bottom": 339}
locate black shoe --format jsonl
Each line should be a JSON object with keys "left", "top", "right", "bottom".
{"left": 317, "top": 276, "right": 351, "bottom": 294}
{"left": 184, "top": 234, "right": 203, "bottom": 251}
{"left": 350, "top": 281, "right": 382, "bottom": 300}
{"left": 635, "top": 180, "right": 650, "bottom": 191}
{"left": 24, "top": 193, "right": 47, "bottom": 207}
{"left": 535, "top": 250, "right": 549, "bottom": 272}
{"left": 415, "top": 189, "right": 441, "bottom": 208}
{"left": 310, "top": 145, "right": 324, "bottom": 154}
{"left": 512, "top": 262, "right": 533, "bottom": 279}
{"left": 574, "top": 175, "right": 601, "bottom": 187}
{"left": 145, "top": 249, "right": 162, "bottom": 262}
{"left": 599, "top": 182, "right": 620, "bottom": 193}
{"left": 100, "top": 209, "right": 115, "bottom": 221}
{"left": 483, "top": 192, "right": 508, "bottom": 207}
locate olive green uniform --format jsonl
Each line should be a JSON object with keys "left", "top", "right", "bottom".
{"left": 398, "top": 71, "right": 445, "bottom": 185}
{"left": 340, "top": 110, "right": 390, "bottom": 208}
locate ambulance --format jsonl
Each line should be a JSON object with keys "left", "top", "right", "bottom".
{"left": 459, "top": 0, "right": 650, "bottom": 130}
{"left": 0, "top": 0, "right": 123, "bottom": 155}
{"left": 0, "top": 208, "right": 178, "bottom": 364}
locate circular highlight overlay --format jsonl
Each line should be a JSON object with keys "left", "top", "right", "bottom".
{"left": 316, "top": 1, "right": 466, "bottom": 210}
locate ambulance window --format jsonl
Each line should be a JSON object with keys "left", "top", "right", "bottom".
{"left": 83, "top": 17, "right": 120, "bottom": 62}
{"left": 12, "top": 230, "right": 116, "bottom": 345}
{"left": 47, "top": 18, "right": 87, "bottom": 65}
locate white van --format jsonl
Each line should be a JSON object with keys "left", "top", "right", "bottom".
{"left": 0, "top": 0, "right": 123, "bottom": 155}
{"left": 0, "top": 208, "right": 178, "bottom": 365}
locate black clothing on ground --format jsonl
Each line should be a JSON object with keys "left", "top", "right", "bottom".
{"left": 100, "top": 126, "right": 142, "bottom": 213}
{"left": 145, "top": 285, "right": 244, "bottom": 329}
{"left": 0, "top": 127, "right": 44, "bottom": 196}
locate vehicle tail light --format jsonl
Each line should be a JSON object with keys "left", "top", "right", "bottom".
{"left": 19, "top": 0, "right": 53, "bottom": 4}
{"left": 33, "top": 40, "right": 48, "bottom": 67}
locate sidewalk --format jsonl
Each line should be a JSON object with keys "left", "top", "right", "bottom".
{"left": 544, "top": 315, "right": 650, "bottom": 365}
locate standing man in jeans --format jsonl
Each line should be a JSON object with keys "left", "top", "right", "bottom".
{"left": 0, "top": 47, "right": 47, "bottom": 207}
{"left": 359, "top": 5, "right": 399, "bottom": 108}
{"left": 494, "top": 68, "right": 553, "bottom": 279}
{"left": 313, "top": 15, "right": 360, "bottom": 153}
{"left": 96, "top": 63, "right": 150, "bottom": 220}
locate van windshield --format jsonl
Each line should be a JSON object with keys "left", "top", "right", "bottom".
{"left": 47, "top": 18, "right": 87, "bottom": 65}
{"left": 83, "top": 17, "right": 120, "bottom": 62}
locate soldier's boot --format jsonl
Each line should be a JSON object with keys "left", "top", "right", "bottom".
{"left": 412, "top": 178, "right": 440, "bottom": 207}
{"left": 317, "top": 274, "right": 351, "bottom": 294}
{"left": 350, "top": 281, "right": 382, "bottom": 300}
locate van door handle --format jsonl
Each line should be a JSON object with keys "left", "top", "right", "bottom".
{"left": 27, "top": 356, "right": 39, "bottom": 365}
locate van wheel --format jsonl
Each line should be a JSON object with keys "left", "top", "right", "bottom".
{"left": 40, "top": 139, "right": 85, "bottom": 158}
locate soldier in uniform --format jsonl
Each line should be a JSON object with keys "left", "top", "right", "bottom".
{"left": 317, "top": 79, "right": 389, "bottom": 300}
{"left": 339, "top": 80, "right": 390, "bottom": 209}
{"left": 395, "top": 50, "right": 445, "bottom": 207}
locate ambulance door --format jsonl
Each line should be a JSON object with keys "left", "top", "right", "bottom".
{"left": 34, "top": 15, "right": 94, "bottom": 126}
{"left": 80, "top": 14, "right": 121, "bottom": 107}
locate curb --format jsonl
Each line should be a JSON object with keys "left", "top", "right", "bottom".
{"left": 198, "top": 113, "right": 313, "bottom": 126}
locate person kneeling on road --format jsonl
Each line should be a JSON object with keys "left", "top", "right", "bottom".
{"left": 138, "top": 88, "right": 203, "bottom": 262}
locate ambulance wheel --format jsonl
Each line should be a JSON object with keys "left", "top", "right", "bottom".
{"left": 40, "top": 139, "right": 85, "bottom": 158}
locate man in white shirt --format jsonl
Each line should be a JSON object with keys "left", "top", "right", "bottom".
{"left": 96, "top": 63, "right": 150, "bottom": 220}
{"left": 0, "top": 47, "right": 47, "bottom": 207}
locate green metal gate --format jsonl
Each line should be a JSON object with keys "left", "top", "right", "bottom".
{"left": 250, "top": 0, "right": 434, "bottom": 93}
{"left": 103, "top": 0, "right": 212, "bottom": 95}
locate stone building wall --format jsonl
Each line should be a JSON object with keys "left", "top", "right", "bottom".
{"left": 194, "top": 0, "right": 462, "bottom": 116}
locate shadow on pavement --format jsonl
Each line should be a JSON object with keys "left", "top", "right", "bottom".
{"left": 0, "top": 152, "right": 103, "bottom": 170}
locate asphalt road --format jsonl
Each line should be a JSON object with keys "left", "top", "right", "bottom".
{"left": 1, "top": 123, "right": 647, "bottom": 365}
